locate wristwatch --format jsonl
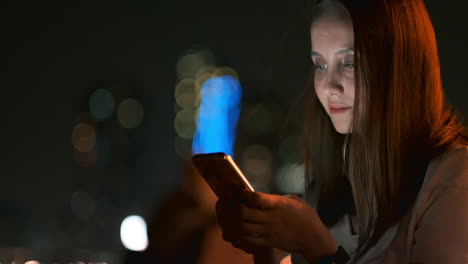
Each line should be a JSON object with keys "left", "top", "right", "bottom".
{"left": 317, "top": 246, "right": 351, "bottom": 264}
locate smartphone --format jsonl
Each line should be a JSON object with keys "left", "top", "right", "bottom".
{"left": 191, "top": 152, "right": 254, "bottom": 199}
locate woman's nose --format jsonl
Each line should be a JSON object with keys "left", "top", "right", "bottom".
{"left": 324, "top": 70, "right": 344, "bottom": 95}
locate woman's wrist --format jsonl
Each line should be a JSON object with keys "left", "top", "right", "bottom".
{"left": 313, "top": 246, "right": 350, "bottom": 264}
{"left": 301, "top": 232, "right": 338, "bottom": 264}
{"left": 301, "top": 244, "right": 337, "bottom": 264}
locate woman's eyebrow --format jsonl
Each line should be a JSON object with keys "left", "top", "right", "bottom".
{"left": 311, "top": 51, "right": 321, "bottom": 57}
{"left": 311, "top": 48, "right": 354, "bottom": 57}
{"left": 337, "top": 48, "right": 354, "bottom": 55}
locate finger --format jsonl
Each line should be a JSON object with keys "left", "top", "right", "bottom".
{"left": 231, "top": 239, "right": 258, "bottom": 254}
{"left": 239, "top": 203, "right": 269, "bottom": 223}
{"left": 239, "top": 235, "right": 270, "bottom": 249}
{"left": 216, "top": 199, "right": 241, "bottom": 228}
{"left": 239, "top": 190, "right": 276, "bottom": 210}
{"left": 284, "top": 193, "right": 303, "bottom": 201}
{"left": 239, "top": 221, "right": 265, "bottom": 237}
{"left": 231, "top": 234, "right": 270, "bottom": 254}
{"left": 215, "top": 199, "right": 228, "bottom": 227}
{"left": 223, "top": 230, "right": 260, "bottom": 254}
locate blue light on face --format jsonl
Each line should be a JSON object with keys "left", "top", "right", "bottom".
{"left": 192, "top": 75, "right": 242, "bottom": 156}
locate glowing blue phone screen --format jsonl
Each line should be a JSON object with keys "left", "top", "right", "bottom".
{"left": 192, "top": 75, "right": 242, "bottom": 156}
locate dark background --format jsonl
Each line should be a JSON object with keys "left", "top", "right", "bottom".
{"left": 3, "top": 0, "right": 467, "bottom": 263}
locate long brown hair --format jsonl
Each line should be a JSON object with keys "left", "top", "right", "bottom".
{"left": 303, "top": 0, "right": 467, "bottom": 260}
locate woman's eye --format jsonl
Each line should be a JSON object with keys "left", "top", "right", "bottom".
{"left": 343, "top": 62, "right": 354, "bottom": 69}
{"left": 314, "top": 64, "right": 327, "bottom": 71}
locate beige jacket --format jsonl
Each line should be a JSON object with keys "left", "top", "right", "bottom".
{"left": 292, "top": 146, "right": 468, "bottom": 264}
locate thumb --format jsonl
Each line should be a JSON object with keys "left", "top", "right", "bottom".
{"left": 239, "top": 190, "right": 276, "bottom": 210}
{"left": 284, "top": 194, "right": 303, "bottom": 201}
{"left": 237, "top": 189, "right": 257, "bottom": 205}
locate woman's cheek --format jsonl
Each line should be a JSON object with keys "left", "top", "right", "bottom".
{"left": 343, "top": 77, "right": 355, "bottom": 101}
{"left": 315, "top": 81, "right": 327, "bottom": 110}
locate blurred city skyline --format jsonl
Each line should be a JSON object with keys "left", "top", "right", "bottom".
{"left": 3, "top": 0, "right": 467, "bottom": 262}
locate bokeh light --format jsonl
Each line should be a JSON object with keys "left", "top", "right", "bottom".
{"left": 25, "top": 261, "right": 40, "bottom": 264}
{"left": 241, "top": 144, "right": 272, "bottom": 176}
{"left": 174, "top": 109, "right": 197, "bottom": 139}
{"left": 174, "top": 48, "right": 243, "bottom": 159}
{"left": 276, "top": 163, "right": 306, "bottom": 194}
{"left": 192, "top": 75, "right": 242, "bottom": 156}
{"left": 117, "top": 98, "right": 144, "bottom": 129}
{"left": 174, "top": 137, "right": 192, "bottom": 160}
{"left": 213, "top": 66, "right": 240, "bottom": 80}
{"left": 72, "top": 123, "right": 96, "bottom": 153}
{"left": 176, "top": 49, "right": 215, "bottom": 80}
{"left": 175, "top": 78, "right": 197, "bottom": 109}
{"left": 241, "top": 144, "right": 272, "bottom": 192}
{"left": 70, "top": 191, "right": 96, "bottom": 220}
{"left": 195, "top": 66, "right": 217, "bottom": 81}
{"left": 120, "top": 215, "right": 148, "bottom": 252}
{"left": 89, "top": 89, "right": 115, "bottom": 121}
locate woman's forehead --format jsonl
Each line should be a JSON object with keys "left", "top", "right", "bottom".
{"left": 310, "top": 15, "right": 354, "bottom": 53}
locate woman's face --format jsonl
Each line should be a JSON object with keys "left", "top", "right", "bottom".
{"left": 311, "top": 9, "right": 355, "bottom": 134}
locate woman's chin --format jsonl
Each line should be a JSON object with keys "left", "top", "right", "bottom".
{"left": 333, "top": 124, "right": 352, "bottom": 134}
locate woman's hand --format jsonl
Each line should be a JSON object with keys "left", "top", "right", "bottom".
{"left": 216, "top": 190, "right": 338, "bottom": 263}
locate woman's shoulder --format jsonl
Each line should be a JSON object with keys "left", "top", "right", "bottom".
{"left": 404, "top": 145, "right": 468, "bottom": 263}
{"left": 423, "top": 144, "right": 468, "bottom": 190}
{"left": 414, "top": 144, "right": 468, "bottom": 212}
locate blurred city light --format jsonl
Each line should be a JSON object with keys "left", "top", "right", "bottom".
{"left": 241, "top": 144, "right": 273, "bottom": 192}
{"left": 117, "top": 98, "right": 144, "bottom": 129}
{"left": 174, "top": 108, "right": 197, "bottom": 139}
{"left": 192, "top": 75, "right": 242, "bottom": 156}
{"left": 72, "top": 123, "right": 96, "bottom": 153}
{"left": 120, "top": 215, "right": 148, "bottom": 252}
{"left": 276, "top": 163, "right": 305, "bottom": 194}
{"left": 241, "top": 144, "right": 272, "bottom": 176}
{"left": 195, "top": 66, "right": 217, "bottom": 82}
{"left": 89, "top": 89, "right": 115, "bottom": 121}
{"left": 213, "top": 66, "right": 240, "bottom": 80}
{"left": 176, "top": 49, "right": 215, "bottom": 80}
{"left": 175, "top": 78, "right": 197, "bottom": 109}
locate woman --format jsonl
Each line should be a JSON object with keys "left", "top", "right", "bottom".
{"left": 215, "top": 0, "right": 468, "bottom": 263}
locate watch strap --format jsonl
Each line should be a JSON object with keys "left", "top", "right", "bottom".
{"left": 317, "top": 245, "right": 351, "bottom": 264}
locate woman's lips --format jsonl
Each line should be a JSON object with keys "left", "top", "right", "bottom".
{"left": 329, "top": 105, "right": 352, "bottom": 114}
